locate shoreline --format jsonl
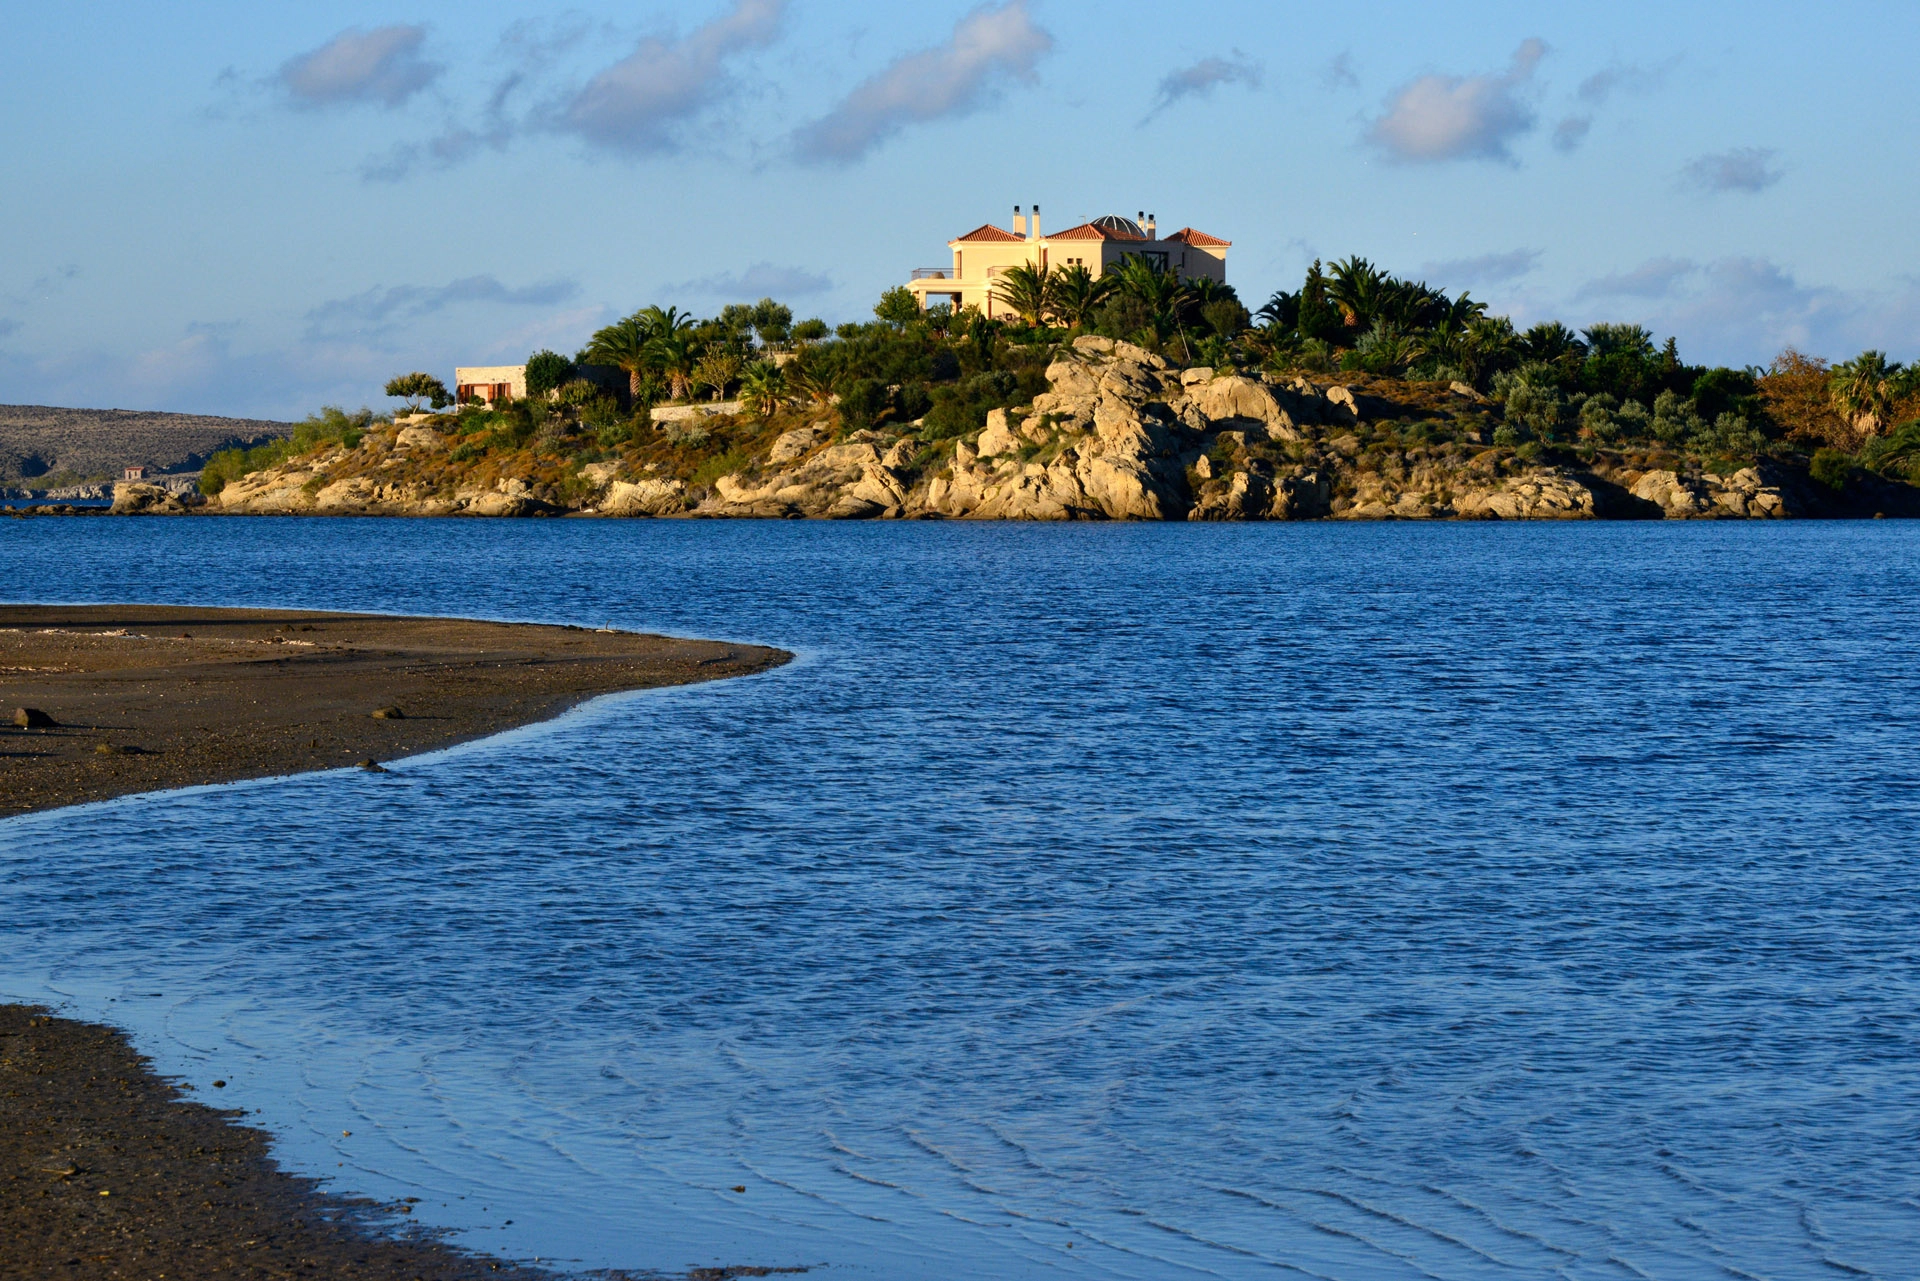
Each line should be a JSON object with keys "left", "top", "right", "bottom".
{"left": 1, "top": 603, "right": 789, "bottom": 819}
{"left": 2, "top": 605, "right": 796, "bottom": 1278}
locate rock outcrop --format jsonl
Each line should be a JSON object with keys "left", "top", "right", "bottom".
{"left": 110, "top": 482, "right": 192, "bottom": 515}
{"left": 193, "top": 351, "right": 1900, "bottom": 522}
{"left": 1628, "top": 466, "right": 1795, "bottom": 519}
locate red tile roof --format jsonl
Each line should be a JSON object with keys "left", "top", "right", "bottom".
{"left": 951, "top": 224, "right": 1026, "bottom": 243}
{"left": 1164, "top": 227, "right": 1231, "bottom": 247}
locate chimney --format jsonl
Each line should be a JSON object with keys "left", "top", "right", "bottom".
{"left": 1012, "top": 205, "right": 1025, "bottom": 237}
{"left": 1147, "top": 213, "right": 1157, "bottom": 238}
{"left": 1030, "top": 203, "right": 1041, "bottom": 241}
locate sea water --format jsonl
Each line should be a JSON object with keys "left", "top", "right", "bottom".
{"left": 4, "top": 517, "right": 1918, "bottom": 1279}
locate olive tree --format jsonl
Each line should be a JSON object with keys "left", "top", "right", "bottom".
{"left": 384, "top": 372, "right": 451, "bottom": 413}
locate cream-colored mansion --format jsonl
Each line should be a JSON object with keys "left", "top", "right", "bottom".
{"left": 905, "top": 207, "right": 1229, "bottom": 317}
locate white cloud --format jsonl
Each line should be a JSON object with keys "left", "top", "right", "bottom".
{"left": 670, "top": 263, "right": 833, "bottom": 299}
{"left": 555, "top": 0, "right": 784, "bottom": 154}
{"left": 1421, "top": 250, "right": 1541, "bottom": 290}
{"left": 1368, "top": 39, "right": 1546, "bottom": 164}
{"left": 305, "top": 276, "right": 580, "bottom": 341}
{"left": 1147, "top": 54, "right": 1262, "bottom": 119}
{"left": 793, "top": 2, "right": 1052, "bottom": 164}
{"left": 278, "top": 26, "right": 439, "bottom": 109}
{"left": 1682, "top": 147, "right": 1783, "bottom": 194}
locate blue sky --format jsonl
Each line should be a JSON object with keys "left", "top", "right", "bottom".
{"left": 4, "top": 0, "right": 1917, "bottom": 419}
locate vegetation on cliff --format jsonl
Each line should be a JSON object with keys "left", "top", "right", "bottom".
{"left": 197, "top": 257, "right": 1920, "bottom": 517}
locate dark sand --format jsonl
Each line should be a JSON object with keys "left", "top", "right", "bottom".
{"left": 1, "top": 603, "right": 788, "bottom": 818}
{"left": 0, "top": 1005, "right": 806, "bottom": 1280}
{"left": 2, "top": 605, "right": 797, "bottom": 1278}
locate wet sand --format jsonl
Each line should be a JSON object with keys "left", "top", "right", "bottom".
{"left": 1, "top": 603, "right": 789, "bottom": 818}
{"left": 2, "top": 604, "right": 797, "bottom": 1278}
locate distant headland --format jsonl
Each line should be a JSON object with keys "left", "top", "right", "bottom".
{"left": 14, "top": 240, "right": 1920, "bottom": 521}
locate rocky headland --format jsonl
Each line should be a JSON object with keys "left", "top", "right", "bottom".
{"left": 107, "top": 338, "right": 1918, "bottom": 522}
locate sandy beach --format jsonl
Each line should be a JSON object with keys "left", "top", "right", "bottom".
{"left": 1, "top": 603, "right": 788, "bottom": 818}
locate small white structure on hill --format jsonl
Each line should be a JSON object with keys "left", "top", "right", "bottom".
{"left": 455, "top": 365, "right": 526, "bottom": 406}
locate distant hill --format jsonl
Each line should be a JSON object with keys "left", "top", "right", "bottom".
{"left": 0, "top": 405, "right": 292, "bottom": 484}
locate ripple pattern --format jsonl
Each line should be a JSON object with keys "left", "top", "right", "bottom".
{"left": 4, "top": 517, "right": 1919, "bottom": 1278}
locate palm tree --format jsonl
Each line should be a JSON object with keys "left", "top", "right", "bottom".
{"left": 584, "top": 316, "right": 655, "bottom": 401}
{"left": 1047, "top": 264, "right": 1114, "bottom": 329}
{"left": 1256, "top": 289, "right": 1299, "bottom": 331}
{"left": 990, "top": 262, "right": 1052, "bottom": 326}
{"left": 1109, "top": 254, "right": 1193, "bottom": 350}
{"left": 1582, "top": 323, "right": 1656, "bottom": 361}
{"left": 648, "top": 328, "right": 699, "bottom": 402}
{"left": 738, "top": 361, "right": 788, "bottom": 416}
{"left": 1325, "top": 256, "right": 1392, "bottom": 331}
{"left": 1455, "top": 315, "right": 1519, "bottom": 388}
{"left": 1354, "top": 319, "right": 1418, "bottom": 375}
{"left": 1519, "top": 321, "right": 1586, "bottom": 365}
{"left": 786, "top": 360, "right": 839, "bottom": 406}
{"left": 1831, "top": 350, "right": 1905, "bottom": 436}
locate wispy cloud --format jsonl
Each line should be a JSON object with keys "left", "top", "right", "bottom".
{"left": 1577, "top": 257, "right": 1697, "bottom": 300}
{"left": 278, "top": 26, "right": 440, "bottom": 109}
{"left": 1368, "top": 39, "right": 1546, "bottom": 164}
{"left": 1682, "top": 147, "right": 1783, "bottom": 194}
{"left": 670, "top": 263, "right": 833, "bottom": 299}
{"left": 554, "top": 0, "right": 784, "bottom": 154}
{"left": 1553, "top": 57, "right": 1678, "bottom": 153}
{"left": 793, "top": 2, "right": 1052, "bottom": 164}
{"left": 1145, "top": 54, "right": 1261, "bottom": 120}
{"left": 0, "top": 318, "right": 19, "bottom": 340}
{"left": 1421, "top": 250, "right": 1541, "bottom": 290}
{"left": 1552, "top": 116, "right": 1591, "bottom": 152}
{"left": 304, "top": 276, "right": 580, "bottom": 341}
{"left": 1577, "top": 58, "right": 1677, "bottom": 106}
{"left": 1322, "top": 52, "right": 1358, "bottom": 91}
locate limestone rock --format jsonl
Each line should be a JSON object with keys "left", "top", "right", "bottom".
{"left": 1325, "top": 385, "right": 1361, "bottom": 418}
{"left": 110, "top": 482, "right": 189, "bottom": 515}
{"left": 1190, "top": 470, "right": 1276, "bottom": 521}
{"left": 1272, "top": 471, "right": 1332, "bottom": 520}
{"left": 395, "top": 425, "right": 447, "bottom": 452}
{"left": 1454, "top": 470, "right": 1599, "bottom": 520}
{"left": 977, "top": 409, "right": 1021, "bottom": 458}
{"left": 1072, "top": 335, "right": 1115, "bottom": 355}
{"left": 1110, "top": 340, "right": 1167, "bottom": 370}
{"left": 882, "top": 437, "right": 918, "bottom": 469}
{"left": 601, "top": 478, "right": 688, "bottom": 516}
{"left": 1044, "top": 361, "right": 1100, "bottom": 397}
{"left": 1189, "top": 376, "right": 1299, "bottom": 439}
{"left": 1180, "top": 367, "right": 1214, "bottom": 387}
{"left": 767, "top": 426, "right": 819, "bottom": 463}
{"left": 1631, "top": 470, "right": 1713, "bottom": 518}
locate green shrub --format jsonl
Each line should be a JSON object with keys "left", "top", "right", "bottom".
{"left": 690, "top": 448, "right": 750, "bottom": 488}
{"left": 1492, "top": 425, "right": 1523, "bottom": 449}
{"left": 1810, "top": 448, "right": 1853, "bottom": 491}
{"left": 525, "top": 350, "right": 572, "bottom": 399}
{"left": 198, "top": 405, "right": 375, "bottom": 494}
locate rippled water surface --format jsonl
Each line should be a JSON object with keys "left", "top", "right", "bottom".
{"left": 5, "top": 518, "right": 1920, "bottom": 1279}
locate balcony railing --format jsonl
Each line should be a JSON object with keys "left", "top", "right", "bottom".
{"left": 910, "top": 268, "right": 952, "bottom": 280}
